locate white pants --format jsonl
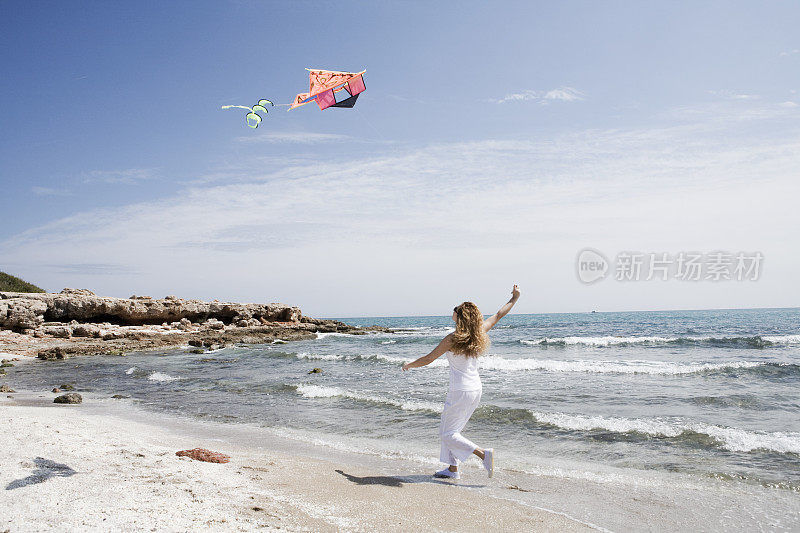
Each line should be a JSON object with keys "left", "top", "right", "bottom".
{"left": 439, "top": 388, "right": 482, "bottom": 465}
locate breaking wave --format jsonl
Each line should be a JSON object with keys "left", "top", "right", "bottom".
{"left": 511, "top": 410, "right": 800, "bottom": 455}
{"left": 294, "top": 384, "right": 441, "bottom": 413}
{"left": 270, "top": 350, "right": 796, "bottom": 377}
{"left": 522, "top": 334, "right": 800, "bottom": 348}
{"left": 291, "top": 383, "right": 800, "bottom": 455}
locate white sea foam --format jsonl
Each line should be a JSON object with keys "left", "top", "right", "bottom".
{"left": 368, "top": 353, "right": 447, "bottom": 367}
{"left": 524, "top": 335, "right": 676, "bottom": 346}
{"left": 285, "top": 350, "right": 764, "bottom": 375}
{"left": 294, "top": 384, "right": 441, "bottom": 413}
{"left": 478, "top": 356, "right": 764, "bottom": 375}
{"left": 315, "top": 332, "right": 352, "bottom": 340}
{"left": 526, "top": 410, "right": 800, "bottom": 454}
{"left": 380, "top": 340, "right": 397, "bottom": 344}
{"left": 390, "top": 326, "right": 454, "bottom": 337}
{"left": 125, "top": 367, "right": 137, "bottom": 375}
{"left": 147, "top": 372, "right": 181, "bottom": 382}
{"left": 295, "top": 352, "right": 342, "bottom": 361}
{"left": 521, "top": 333, "right": 800, "bottom": 347}
{"left": 762, "top": 334, "right": 800, "bottom": 344}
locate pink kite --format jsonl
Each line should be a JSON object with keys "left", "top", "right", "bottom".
{"left": 290, "top": 69, "right": 367, "bottom": 111}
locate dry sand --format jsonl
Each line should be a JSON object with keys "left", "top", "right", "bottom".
{"left": 0, "top": 392, "right": 597, "bottom": 532}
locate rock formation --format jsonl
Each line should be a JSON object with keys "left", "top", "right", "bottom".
{"left": 0, "top": 288, "right": 389, "bottom": 359}
{"left": 0, "top": 289, "right": 301, "bottom": 331}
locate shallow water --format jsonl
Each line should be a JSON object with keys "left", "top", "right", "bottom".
{"left": 9, "top": 308, "right": 800, "bottom": 500}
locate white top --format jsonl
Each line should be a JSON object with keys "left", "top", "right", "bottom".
{"left": 446, "top": 352, "right": 482, "bottom": 391}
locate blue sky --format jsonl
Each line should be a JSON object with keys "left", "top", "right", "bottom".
{"left": 1, "top": 1, "right": 799, "bottom": 316}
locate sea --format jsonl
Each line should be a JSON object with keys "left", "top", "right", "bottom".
{"left": 8, "top": 308, "right": 800, "bottom": 530}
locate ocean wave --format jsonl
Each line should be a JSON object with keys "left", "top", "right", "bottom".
{"left": 147, "top": 371, "right": 181, "bottom": 382}
{"left": 389, "top": 326, "right": 454, "bottom": 337}
{"left": 477, "top": 356, "right": 769, "bottom": 375}
{"left": 270, "top": 349, "right": 795, "bottom": 377}
{"left": 516, "top": 410, "right": 800, "bottom": 455}
{"left": 294, "top": 384, "right": 441, "bottom": 413}
{"left": 521, "top": 334, "right": 800, "bottom": 348}
{"left": 292, "top": 383, "right": 800, "bottom": 455}
{"left": 295, "top": 352, "right": 342, "bottom": 361}
{"left": 380, "top": 340, "right": 397, "bottom": 345}
{"left": 125, "top": 367, "right": 137, "bottom": 375}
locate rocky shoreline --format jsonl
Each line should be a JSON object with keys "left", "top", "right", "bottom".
{"left": 0, "top": 289, "right": 387, "bottom": 360}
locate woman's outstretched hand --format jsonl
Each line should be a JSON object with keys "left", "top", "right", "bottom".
{"left": 511, "top": 284, "right": 521, "bottom": 300}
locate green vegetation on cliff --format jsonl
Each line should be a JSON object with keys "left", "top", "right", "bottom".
{"left": 0, "top": 271, "right": 46, "bottom": 293}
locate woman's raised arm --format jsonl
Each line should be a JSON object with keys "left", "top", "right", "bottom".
{"left": 482, "top": 284, "right": 521, "bottom": 332}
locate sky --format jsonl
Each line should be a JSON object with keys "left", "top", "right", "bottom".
{"left": 1, "top": 1, "right": 799, "bottom": 317}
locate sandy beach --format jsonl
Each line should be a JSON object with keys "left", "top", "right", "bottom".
{"left": 0, "top": 387, "right": 597, "bottom": 532}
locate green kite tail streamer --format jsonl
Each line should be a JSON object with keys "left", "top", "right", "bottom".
{"left": 222, "top": 99, "right": 275, "bottom": 128}
{"left": 245, "top": 112, "right": 262, "bottom": 128}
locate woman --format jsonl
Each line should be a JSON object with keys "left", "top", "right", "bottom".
{"left": 402, "top": 284, "right": 520, "bottom": 480}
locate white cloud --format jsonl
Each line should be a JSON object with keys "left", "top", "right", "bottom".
{"left": 31, "top": 186, "right": 72, "bottom": 196}
{"left": 779, "top": 49, "right": 799, "bottom": 57}
{"left": 779, "top": 101, "right": 798, "bottom": 108}
{"left": 81, "top": 168, "right": 156, "bottom": 184}
{"left": 492, "top": 87, "right": 585, "bottom": 104}
{"left": 708, "top": 90, "right": 760, "bottom": 101}
{"left": 236, "top": 132, "right": 351, "bottom": 144}
{"left": 542, "top": 87, "right": 585, "bottom": 101}
{"left": 4, "top": 102, "right": 800, "bottom": 315}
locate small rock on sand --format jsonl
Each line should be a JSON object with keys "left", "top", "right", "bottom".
{"left": 0, "top": 384, "right": 16, "bottom": 393}
{"left": 308, "top": 368, "right": 323, "bottom": 374}
{"left": 54, "top": 393, "right": 82, "bottom": 404}
{"left": 175, "top": 448, "right": 230, "bottom": 463}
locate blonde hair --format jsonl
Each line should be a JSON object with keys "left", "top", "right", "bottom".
{"left": 451, "top": 301, "right": 490, "bottom": 357}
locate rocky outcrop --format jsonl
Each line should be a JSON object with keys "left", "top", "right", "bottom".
{"left": 0, "top": 289, "right": 391, "bottom": 360}
{"left": 0, "top": 298, "right": 47, "bottom": 331}
{"left": 0, "top": 289, "right": 302, "bottom": 331}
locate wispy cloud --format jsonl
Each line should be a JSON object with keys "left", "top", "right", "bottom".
{"left": 81, "top": 168, "right": 156, "bottom": 184}
{"left": 779, "top": 49, "right": 799, "bottom": 57}
{"left": 47, "top": 263, "right": 138, "bottom": 276}
{"left": 31, "top": 186, "right": 72, "bottom": 196}
{"left": 492, "top": 87, "right": 585, "bottom": 104}
{"left": 708, "top": 90, "right": 760, "bottom": 100}
{"left": 4, "top": 100, "right": 799, "bottom": 314}
{"left": 235, "top": 132, "right": 351, "bottom": 144}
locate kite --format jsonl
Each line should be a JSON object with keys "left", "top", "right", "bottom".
{"left": 290, "top": 68, "right": 366, "bottom": 110}
{"left": 221, "top": 99, "right": 274, "bottom": 129}
{"left": 221, "top": 68, "right": 366, "bottom": 128}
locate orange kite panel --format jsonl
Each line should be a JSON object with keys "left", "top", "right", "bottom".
{"left": 290, "top": 69, "right": 366, "bottom": 109}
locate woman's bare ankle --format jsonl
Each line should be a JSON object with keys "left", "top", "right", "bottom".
{"left": 448, "top": 465, "right": 458, "bottom": 472}
{"left": 473, "top": 448, "right": 485, "bottom": 460}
